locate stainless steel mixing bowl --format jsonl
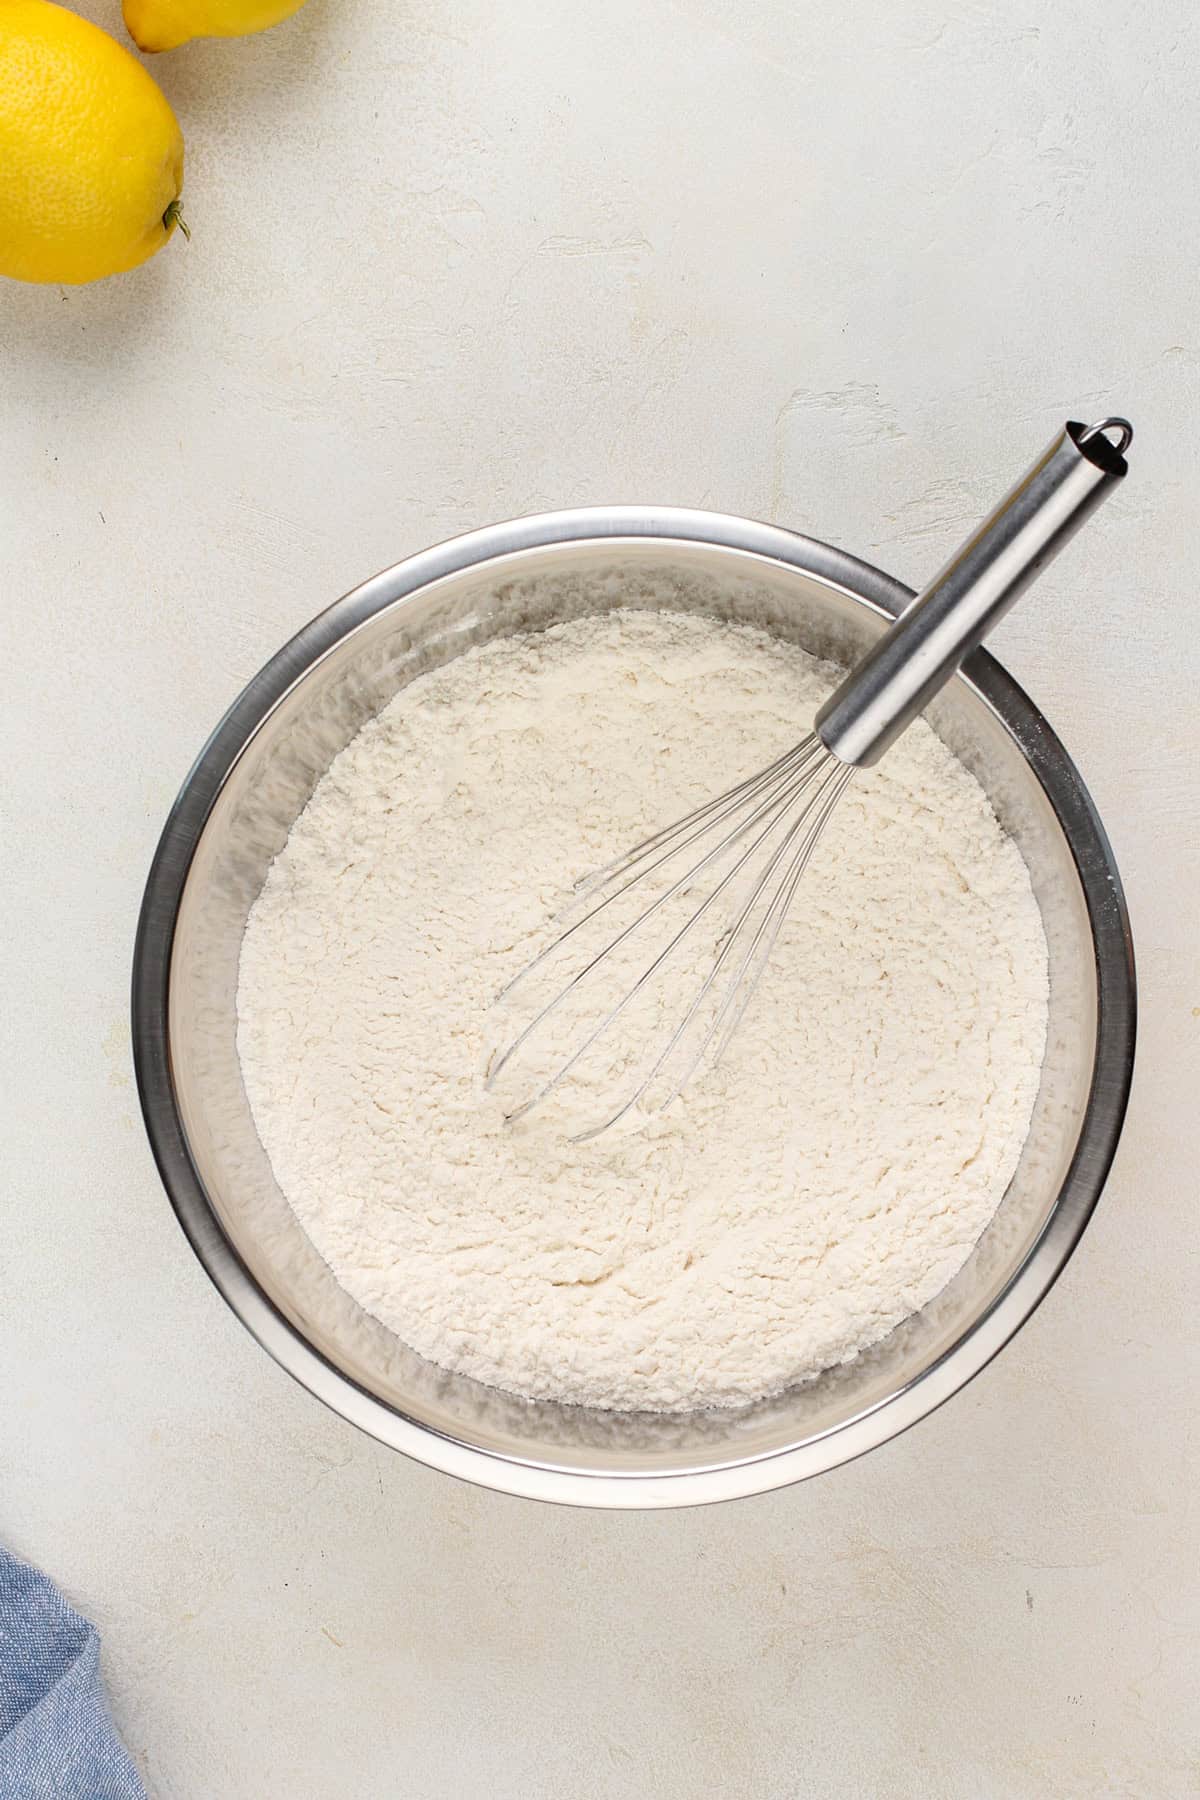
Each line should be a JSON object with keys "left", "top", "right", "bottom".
{"left": 133, "top": 509, "right": 1135, "bottom": 1507}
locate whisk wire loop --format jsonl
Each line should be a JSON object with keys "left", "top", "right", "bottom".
{"left": 488, "top": 735, "right": 854, "bottom": 1137}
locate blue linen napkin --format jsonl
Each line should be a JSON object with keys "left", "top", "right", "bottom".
{"left": 0, "top": 1547, "right": 146, "bottom": 1799}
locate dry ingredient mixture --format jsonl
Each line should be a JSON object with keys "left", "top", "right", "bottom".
{"left": 236, "top": 610, "right": 1049, "bottom": 1412}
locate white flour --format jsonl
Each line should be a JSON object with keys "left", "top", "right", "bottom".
{"left": 236, "top": 610, "right": 1049, "bottom": 1412}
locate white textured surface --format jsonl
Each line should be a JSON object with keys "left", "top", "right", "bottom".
{"left": 1, "top": 0, "right": 1197, "bottom": 1793}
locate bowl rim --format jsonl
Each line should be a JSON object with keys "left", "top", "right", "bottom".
{"left": 131, "top": 506, "right": 1136, "bottom": 1508}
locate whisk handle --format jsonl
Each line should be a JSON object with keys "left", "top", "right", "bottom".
{"left": 814, "top": 417, "right": 1131, "bottom": 768}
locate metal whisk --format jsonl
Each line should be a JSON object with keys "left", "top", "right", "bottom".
{"left": 488, "top": 417, "right": 1132, "bottom": 1139}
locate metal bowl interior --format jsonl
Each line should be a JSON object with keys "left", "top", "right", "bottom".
{"left": 133, "top": 510, "right": 1134, "bottom": 1507}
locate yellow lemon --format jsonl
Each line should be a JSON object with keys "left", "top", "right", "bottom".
{"left": 0, "top": 0, "right": 185, "bottom": 285}
{"left": 124, "top": 0, "right": 309, "bottom": 52}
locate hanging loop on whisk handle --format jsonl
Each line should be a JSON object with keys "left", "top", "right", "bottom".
{"left": 814, "top": 417, "right": 1132, "bottom": 768}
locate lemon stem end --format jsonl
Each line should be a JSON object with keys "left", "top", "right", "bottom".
{"left": 163, "top": 200, "right": 191, "bottom": 243}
